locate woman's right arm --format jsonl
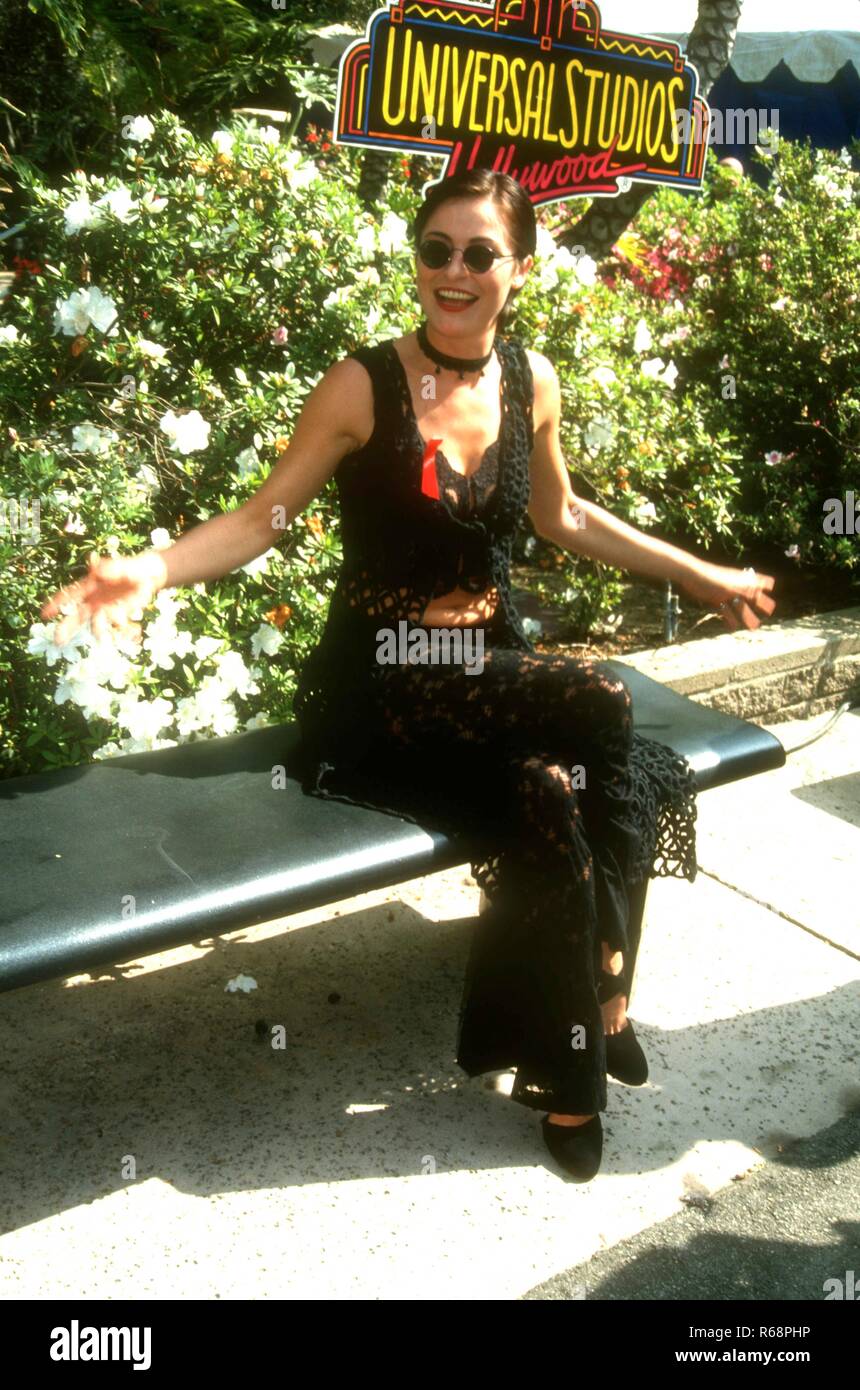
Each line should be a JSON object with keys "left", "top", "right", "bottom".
{"left": 41, "top": 357, "right": 372, "bottom": 644}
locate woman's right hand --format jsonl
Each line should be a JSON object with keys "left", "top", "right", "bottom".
{"left": 40, "top": 551, "right": 166, "bottom": 647}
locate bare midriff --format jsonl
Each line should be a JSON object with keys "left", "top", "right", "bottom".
{"left": 419, "top": 584, "right": 500, "bottom": 628}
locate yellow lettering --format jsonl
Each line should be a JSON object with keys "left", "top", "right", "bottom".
{"left": 504, "top": 57, "right": 526, "bottom": 136}
{"left": 560, "top": 59, "right": 582, "bottom": 148}
{"left": 646, "top": 81, "right": 665, "bottom": 157}
{"left": 661, "top": 76, "right": 684, "bottom": 160}
{"left": 581, "top": 67, "right": 603, "bottom": 146}
{"left": 451, "top": 46, "right": 476, "bottom": 126}
{"left": 382, "top": 25, "right": 410, "bottom": 127}
{"left": 486, "top": 53, "right": 508, "bottom": 136}
{"left": 468, "top": 51, "right": 490, "bottom": 130}
{"left": 523, "top": 60, "right": 545, "bottom": 141}
{"left": 410, "top": 39, "right": 440, "bottom": 125}
{"left": 541, "top": 64, "right": 559, "bottom": 142}
{"left": 597, "top": 69, "right": 622, "bottom": 150}
{"left": 636, "top": 77, "right": 649, "bottom": 152}
{"left": 616, "top": 75, "right": 640, "bottom": 152}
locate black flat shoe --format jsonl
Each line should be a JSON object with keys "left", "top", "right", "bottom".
{"left": 598, "top": 967, "right": 649, "bottom": 1086}
{"left": 541, "top": 1113, "right": 603, "bottom": 1182}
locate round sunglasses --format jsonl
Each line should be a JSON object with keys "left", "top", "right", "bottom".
{"left": 417, "top": 238, "right": 517, "bottom": 274}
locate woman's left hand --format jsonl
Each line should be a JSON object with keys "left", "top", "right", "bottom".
{"left": 675, "top": 559, "right": 777, "bottom": 631}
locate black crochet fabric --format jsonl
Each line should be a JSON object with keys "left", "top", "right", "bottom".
{"left": 291, "top": 333, "right": 698, "bottom": 1112}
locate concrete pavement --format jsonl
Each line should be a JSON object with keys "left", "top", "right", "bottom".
{"left": 0, "top": 706, "right": 857, "bottom": 1299}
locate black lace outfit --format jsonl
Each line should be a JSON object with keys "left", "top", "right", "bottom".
{"left": 293, "top": 333, "right": 698, "bottom": 1115}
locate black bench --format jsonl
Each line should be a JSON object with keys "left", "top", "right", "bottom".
{"left": 0, "top": 661, "right": 785, "bottom": 998}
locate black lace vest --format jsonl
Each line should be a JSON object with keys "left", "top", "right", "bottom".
{"left": 292, "top": 333, "right": 536, "bottom": 761}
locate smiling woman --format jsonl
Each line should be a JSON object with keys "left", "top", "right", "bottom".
{"left": 41, "top": 165, "right": 776, "bottom": 1181}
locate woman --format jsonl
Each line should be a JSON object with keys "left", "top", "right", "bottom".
{"left": 42, "top": 168, "right": 776, "bottom": 1181}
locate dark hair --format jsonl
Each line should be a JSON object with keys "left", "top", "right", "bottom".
{"left": 411, "top": 168, "right": 536, "bottom": 331}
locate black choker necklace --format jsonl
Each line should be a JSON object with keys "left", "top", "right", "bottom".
{"left": 416, "top": 321, "right": 496, "bottom": 379}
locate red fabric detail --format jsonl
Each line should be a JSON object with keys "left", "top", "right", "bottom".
{"left": 421, "top": 437, "right": 443, "bottom": 500}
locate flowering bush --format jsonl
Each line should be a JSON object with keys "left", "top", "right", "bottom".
{"left": 0, "top": 112, "right": 417, "bottom": 773}
{"left": 1, "top": 118, "right": 858, "bottom": 775}
{"left": 513, "top": 137, "right": 860, "bottom": 630}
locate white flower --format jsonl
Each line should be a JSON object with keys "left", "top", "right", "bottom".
{"left": 571, "top": 252, "right": 597, "bottom": 286}
{"left": 639, "top": 356, "right": 677, "bottom": 388}
{"left": 283, "top": 150, "right": 320, "bottom": 190}
{"left": 353, "top": 266, "right": 381, "bottom": 287}
{"left": 63, "top": 195, "right": 102, "bottom": 235}
{"left": 0, "top": 323, "right": 19, "bottom": 343}
{"left": 251, "top": 622, "right": 285, "bottom": 657}
{"left": 159, "top": 408, "right": 211, "bottom": 454}
{"left": 71, "top": 420, "right": 116, "bottom": 455}
{"left": 378, "top": 211, "right": 408, "bottom": 255}
{"left": 53, "top": 286, "right": 119, "bottom": 337}
{"left": 812, "top": 171, "right": 853, "bottom": 204}
{"left": 63, "top": 512, "right": 86, "bottom": 535}
{"left": 63, "top": 642, "right": 133, "bottom": 693}
{"left": 139, "top": 191, "right": 167, "bottom": 214}
{"left": 225, "top": 974, "right": 257, "bottom": 993}
{"left": 633, "top": 319, "right": 652, "bottom": 353}
{"left": 193, "top": 635, "right": 223, "bottom": 660}
{"left": 124, "top": 116, "right": 155, "bottom": 144}
{"left": 764, "top": 451, "right": 785, "bottom": 466}
{"left": 770, "top": 297, "right": 789, "bottom": 311}
{"left": 583, "top": 416, "right": 614, "bottom": 451}
{"left": 589, "top": 365, "right": 617, "bottom": 388}
{"left": 27, "top": 620, "right": 89, "bottom": 666}
{"left": 719, "top": 354, "right": 730, "bottom": 369}
{"left": 92, "top": 741, "right": 125, "bottom": 760}
{"left": 239, "top": 547, "right": 280, "bottom": 577}
{"left": 115, "top": 693, "right": 175, "bottom": 741}
{"left": 212, "top": 649, "right": 259, "bottom": 698}
{"left": 660, "top": 325, "right": 691, "bottom": 346}
{"left": 785, "top": 544, "right": 800, "bottom": 558}
{"left": 234, "top": 445, "right": 261, "bottom": 479}
{"left": 143, "top": 621, "right": 195, "bottom": 671}
{"left": 126, "top": 464, "right": 160, "bottom": 500}
{"left": 693, "top": 274, "right": 711, "bottom": 290}
{"left": 244, "top": 712, "right": 271, "bottom": 730}
{"left": 640, "top": 356, "right": 666, "bottom": 379}
{"left": 635, "top": 499, "right": 658, "bottom": 525}
{"left": 356, "top": 225, "right": 377, "bottom": 262}
{"left": 323, "top": 284, "right": 353, "bottom": 310}
{"left": 54, "top": 666, "right": 117, "bottom": 721}
{"left": 149, "top": 527, "right": 172, "bottom": 550}
{"left": 137, "top": 337, "right": 168, "bottom": 360}
{"left": 95, "top": 184, "right": 136, "bottom": 222}
{"left": 660, "top": 359, "right": 679, "bottom": 389}
{"left": 174, "top": 678, "right": 238, "bottom": 736}
{"left": 212, "top": 130, "right": 235, "bottom": 155}
{"left": 535, "top": 225, "right": 558, "bottom": 262}
{"left": 252, "top": 124, "right": 280, "bottom": 146}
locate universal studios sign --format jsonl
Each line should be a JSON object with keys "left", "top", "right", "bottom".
{"left": 334, "top": 0, "right": 711, "bottom": 206}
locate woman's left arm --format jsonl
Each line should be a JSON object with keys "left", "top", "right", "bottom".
{"left": 525, "top": 351, "right": 777, "bottom": 632}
